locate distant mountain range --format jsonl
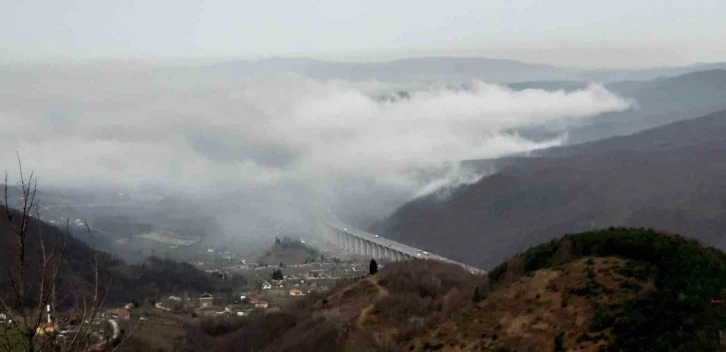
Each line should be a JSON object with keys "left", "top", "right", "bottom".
{"left": 187, "top": 56, "right": 726, "bottom": 83}
{"left": 506, "top": 69, "right": 726, "bottom": 144}
{"left": 372, "top": 107, "right": 726, "bottom": 269}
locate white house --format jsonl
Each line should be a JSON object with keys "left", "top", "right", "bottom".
{"left": 199, "top": 293, "right": 214, "bottom": 308}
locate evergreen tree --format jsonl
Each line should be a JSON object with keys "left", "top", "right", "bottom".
{"left": 369, "top": 259, "right": 378, "bottom": 275}
{"left": 473, "top": 286, "right": 484, "bottom": 303}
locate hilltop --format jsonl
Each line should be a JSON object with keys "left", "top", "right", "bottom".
{"left": 256, "top": 237, "right": 322, "bottom": 266}
{"left": 189, "top": 228, "right": 726, "bottom": 351}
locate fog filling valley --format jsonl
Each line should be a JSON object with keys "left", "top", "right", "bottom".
{"left": 0, "top": 65, "right": 632, "bottom": 240}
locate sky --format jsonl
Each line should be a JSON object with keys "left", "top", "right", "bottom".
{"left": 2, "top": 0, "right": 726, "bottom": 68}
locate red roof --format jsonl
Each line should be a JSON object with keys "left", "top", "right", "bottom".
{"left": 116, "top": 308, "right": 130, "bottom": 318}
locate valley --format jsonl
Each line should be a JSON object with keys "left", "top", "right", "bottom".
{"left": 3, "top": 9, "right": 726, "bottom": 349}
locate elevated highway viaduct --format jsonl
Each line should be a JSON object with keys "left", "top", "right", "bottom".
{"left": 315, "top": 211, "right": 484, "bottom": 274}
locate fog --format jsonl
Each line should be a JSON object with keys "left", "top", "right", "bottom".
{"left": 0, "top": 64, "right": 631, "bottom": 239}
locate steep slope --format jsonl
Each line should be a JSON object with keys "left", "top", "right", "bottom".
{"left": 373, "top": 109, "right": 726, "bottom": 268}
{"left": 540, "top": 109, "right": 726, "bottom": 157}
{"left": 209, "top": 229, "right": 726, "bottom": 352}
{"left": 0, "top": 205, "right": 220, "bottom": 305}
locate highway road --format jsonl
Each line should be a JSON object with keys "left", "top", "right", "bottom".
{"left": 318, "top": 210, "right": 485, "bottom": 274}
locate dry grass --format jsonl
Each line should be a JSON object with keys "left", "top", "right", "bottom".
{"left": 198, "top": 257, "right": 654, "bottom": 352}
{"left": 406, "top": 257, "right": 653, "bottom": 352}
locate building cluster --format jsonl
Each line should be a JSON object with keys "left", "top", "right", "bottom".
{"left": 8, "top": 301, "right": 137, "bottom": 351}
{"left": 159, "top": 292, "right": 217, "bottom": 311}
{"left": 247, "top": 297, "right": 269, "bottom": 309}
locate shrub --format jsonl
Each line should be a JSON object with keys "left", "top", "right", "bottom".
{"left": 488, "top": 262, "right": 508, "bottom": 283}
{"left": 553, "top": 331, "right": 565, "bottom": 352}
{"left": 508, "top": 228, "right": 726, "bottom": 351}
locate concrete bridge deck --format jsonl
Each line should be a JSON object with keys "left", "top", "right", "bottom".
{"left": 316, "top": 211, "right": 484, "bottom": 274}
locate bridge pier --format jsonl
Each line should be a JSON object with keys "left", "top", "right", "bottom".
{"left": 317, "top": 214, "right": 482, "bottom": 274}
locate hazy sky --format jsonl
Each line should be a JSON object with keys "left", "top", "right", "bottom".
{"left": 2, "top": 0, "right": 725, "bottom": 68}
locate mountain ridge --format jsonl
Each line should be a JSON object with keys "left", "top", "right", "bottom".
{"left": 195, "top": 56, "right": 726, "bottom": 83}
{"left": 372, "top": 109, "right": 726, "bottom": 268}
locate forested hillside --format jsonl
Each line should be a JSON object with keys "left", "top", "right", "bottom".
{"left": 0, "top": 205, "right": 224, "bottom": 305}
{"left": 373, "top": 109, "right": 726, "bottom": 268}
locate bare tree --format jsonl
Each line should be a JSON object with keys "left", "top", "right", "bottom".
{"left": 0, "top": 156, "right": 129, "bottom": 352}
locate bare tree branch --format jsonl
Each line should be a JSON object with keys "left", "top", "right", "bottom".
{"left": 1, "top": 158, "right": 130, "bottom": 352}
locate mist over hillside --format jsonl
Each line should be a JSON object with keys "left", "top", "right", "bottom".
{"left": 5, "top": 2, "right": 726, "bottom": 351}
{"left": 0, "top": 60, "right": 635, "bottom": 240}
{"left": 372, "top": 109, "right": 726, "bottom": 268}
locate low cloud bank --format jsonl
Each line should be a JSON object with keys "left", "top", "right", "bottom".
{"left": 0, "top": 66, "right": 631, "bottom": 235}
